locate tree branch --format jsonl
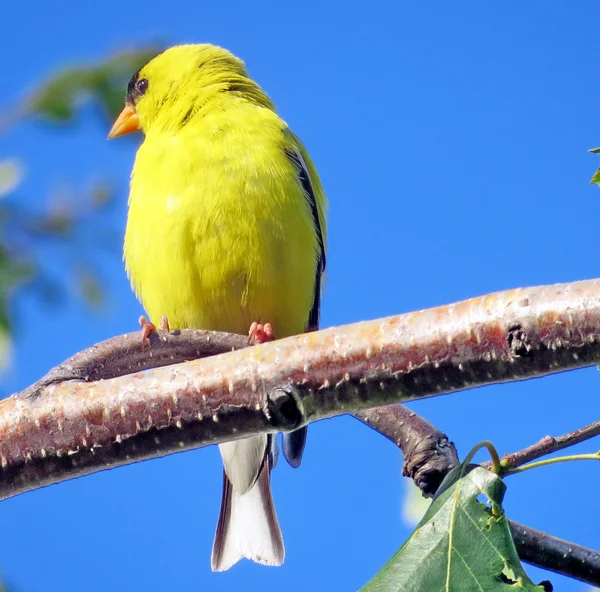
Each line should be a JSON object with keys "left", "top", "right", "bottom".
{"left": 509, "top": 522, "right": 600, "bottom": 587}
{"left": 2, "top": 279, "right": 600, "bottom": 585}
{"left": 355, "top": 405, "right": 459, "bottom": 496}
{"left": 3, "top": 278, "right": 600, "bottom": 501}
{"left": 486, "top": 420, "right": 600, "bottom": 473}
{"left": 355, "top": 400, "right": 600, "bottom": 586}
{"left": 18, "top": 328, "right": 250, "bottom": 397}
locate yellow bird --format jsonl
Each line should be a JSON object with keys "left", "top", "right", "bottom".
{"left": 108, "top": 44, "right": 327, "bottom": 571}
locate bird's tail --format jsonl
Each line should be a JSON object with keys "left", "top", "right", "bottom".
{"left": 211, "top": 444, "right": 284, "bottom": 571}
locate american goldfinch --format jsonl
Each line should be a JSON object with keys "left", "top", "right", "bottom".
{"left": 108, "top": 44, "right": 327, "bottom": 571}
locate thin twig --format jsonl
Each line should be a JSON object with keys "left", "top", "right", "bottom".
{"left": 481, "top": 420, "right": 600, "bottom": 473}
{"left": 509, "top": 521, "right": 600, "bottom": 587}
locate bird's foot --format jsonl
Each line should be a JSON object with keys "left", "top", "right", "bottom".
{"left": 139, "top": 314, "right": 170, "bottom": 351}
{"left": 248, "top": 322, "right": 274, "bottom": 345}
{"left": 158, "top": 315, "right": 170, "bottom": 332}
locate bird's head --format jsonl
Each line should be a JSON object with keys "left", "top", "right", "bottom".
{"left": 108, "top": 44, "right": 273, "bottom": 138}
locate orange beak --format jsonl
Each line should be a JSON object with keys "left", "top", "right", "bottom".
{"left": 107, "top": 103, "right": 140, "bottom": 139}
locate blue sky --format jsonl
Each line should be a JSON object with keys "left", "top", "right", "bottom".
{"left": 1, "top": 1, "right": 599, "bottom": 590}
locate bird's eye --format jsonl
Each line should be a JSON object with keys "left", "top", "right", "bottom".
{"left": 135, "top": 78, "right": 149, "bottom": 96}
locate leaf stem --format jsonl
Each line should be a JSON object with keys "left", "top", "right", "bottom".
{"left": 463, "top": 440, "right": 502, "bottom": 474}
{"left": 504, "top": 452, "right": 600, "bottom": 475}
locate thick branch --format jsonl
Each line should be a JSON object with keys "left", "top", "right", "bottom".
{"left": 18, "top": 328, "right": 250, "bottom": 397}
{"left": 3, "top": 279, "right": 600, "bottom": 585}
{"left": 27, "top": 320, "right": 463, "bottom": 496}
{"left": 3, "top": 279, "right": 600, "bottom": 503}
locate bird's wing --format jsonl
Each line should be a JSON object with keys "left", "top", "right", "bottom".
{"left": 283, "top": 132, "right": 328, "bottom": 467}
{"left": 284, "top": 133, "right": 327, "bottom": 332}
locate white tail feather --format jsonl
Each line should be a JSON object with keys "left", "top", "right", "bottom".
{"left": 211, "top": 436, "right": 284, "bottom": 571}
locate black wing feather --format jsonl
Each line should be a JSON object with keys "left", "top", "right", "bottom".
{"left": 282, "top": 148, "right": 326, "bottom": 468}
{"left": 285, "top": 148, "right": 326, "bottom": 332}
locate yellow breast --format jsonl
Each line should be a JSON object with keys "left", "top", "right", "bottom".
{"left": 124, "top": 105, "right": 320, "bottom": 338}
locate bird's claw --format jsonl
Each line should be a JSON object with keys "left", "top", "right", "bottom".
{"left": 248, "top": 322, "right": 274, "bottom": 345}
{"left": 159, "top": 315, "right": 170, "bottom": 332}
{"left": 139, "top": 314, "right": 171, "bottom": 351}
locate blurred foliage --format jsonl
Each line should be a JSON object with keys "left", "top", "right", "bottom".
{"left": 590, "top": 147, "right": 600, "bottom": 185}
{"left": 0, "top": 159, "right": 24, "bottom": 197}
{"left": 24, "top": 47, "right": 161, "bottom": 124}
{"left": 0, "top": 47, "right": 159, "bottom": 371}
{"left": 0, "top": 155, "right": 116, "bottom": 371}
{"left": 400, "top": 479, "right": 430, "bottom": 528}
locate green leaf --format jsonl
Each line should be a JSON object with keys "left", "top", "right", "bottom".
{"left": 361, "top": 465, "right": 545, "bottom": 592}
{"left": 25, "top": 47, "right": 161, "bottom": 124}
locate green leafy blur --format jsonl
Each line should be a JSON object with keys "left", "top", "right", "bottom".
{"left": 25, "top": 48, "right": 161, "bottom": 124}
{"left": 0, "top": 47, "right": 159, "bottom": 370}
